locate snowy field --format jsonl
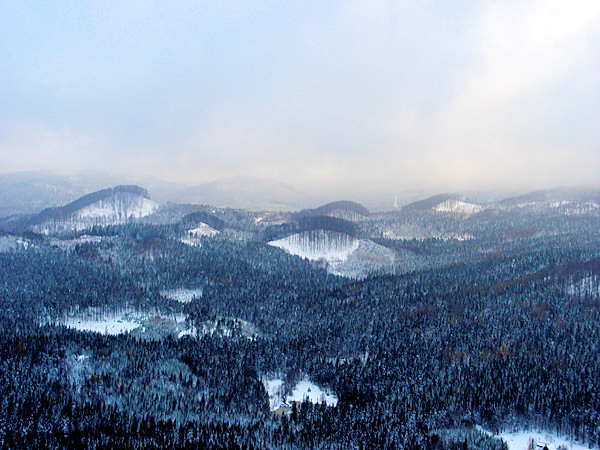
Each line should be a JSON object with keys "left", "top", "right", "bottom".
{"left": 477, "top": 426, "right": 594, "bottom": 450}
{"left": 161, "top": 287, "right": 203, "bottom": 303}
{"left": 262, "top": 377, "right": 338, "bottom": 411}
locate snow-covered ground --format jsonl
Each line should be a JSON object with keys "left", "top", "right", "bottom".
{"left": 62, "top": 312, "right": 145, "bottom": 335}
{"left": 269, "top": 230, "right": 359, "bottom": 264}
{"left": 269, "top": 230, "right": 395, "bottom": 278}
{"left": 161, "top": 287, "right": 203, "bottom": 303}
{"left": 289, "top": 379, "right": 338, "bottom": 407}
{"left": 57, "top": 309, "right": 192, "bottom": 338}
{"left": 262, "top": 376, "right": 338, "bottom": 411}
{"left": 76, "top": 196, "right": 158, "bottom": 221}
{"left": 188, "top": 223, "right": 219, "bottom": 237}
{"left": 180, "top": 223, "right": 219, "bottom": 246}
{"left": 477, "top": 426, "right": 594, "bottom": 450}
{"left": 263, "top": 378, "right": 285, "bottom": 410}
{"left": 434, "top": 199, "right": 484, "bottom": 214}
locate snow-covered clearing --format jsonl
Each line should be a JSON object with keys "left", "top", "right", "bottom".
{"left": 269, "top": 230, "right": 359, "bottom": 264}
{"left": 269, "top": 230, "right": 395, "bottom": 278}
{"left": 434, "top": 199, "right": 484, "bottom": 214}
{"left": 56, "top": 309, "right": 192, "bottom": 338}
{"left": 262, "top": 376, "right": 338, "bottom": 411}
{"left": 63, "top": 313, "right": 144, "bottom": 335}
{"left": 161, "top": 287, "right": 203, "bottom": 303}
{"left": 477, "top": 426, "right": 594, "bottom": 450}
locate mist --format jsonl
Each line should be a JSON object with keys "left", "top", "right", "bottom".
{"left": 1, "top": 0, "right": 599, "bottom": 198}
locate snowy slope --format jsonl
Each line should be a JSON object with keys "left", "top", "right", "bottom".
{"left": 434, "top": 199, "right": 484, "bottom": 214}
{"left": 269, "top": 230, "right": 359, "bottom": 264}
{"left": 269, "top": 230, "right": 395, "bottom": 278}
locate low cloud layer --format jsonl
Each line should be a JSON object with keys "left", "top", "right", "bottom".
{"left": 1, "top": 0, "right": 599, "bottom": 195}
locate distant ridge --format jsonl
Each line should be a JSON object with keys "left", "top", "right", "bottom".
{"left": 293, "top": 200, "right": 369, "bottom": 221}
{"left": 499, "top": 188, "right": 600, "bottom": 206}
{"left": 177, "top": 176, "right": 314, "bottom": 211}
{"left": 263, "top": 215, "right": 357, "bottom": 242}
{"left": 402, "top": 193, "right": 460, "bottom": 211}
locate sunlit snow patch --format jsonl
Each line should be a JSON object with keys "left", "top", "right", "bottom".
{"left": 477, "top": 426, "right": 592, "bottom": 450}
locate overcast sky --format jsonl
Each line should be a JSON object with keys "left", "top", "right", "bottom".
{"left": 1, "top": 1, "right": 599, "bottom": 195}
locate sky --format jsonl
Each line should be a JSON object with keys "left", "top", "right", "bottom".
{"left": 1, "top": 0, "right": 599, "bottom": 196}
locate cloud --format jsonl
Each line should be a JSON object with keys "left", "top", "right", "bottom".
{"left": 1, "top": 1, "right": 599, "bottom": 194}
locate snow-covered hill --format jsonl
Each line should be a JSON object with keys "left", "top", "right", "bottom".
{"left": 28, "top": 185, "right": 159, "bottom": 234}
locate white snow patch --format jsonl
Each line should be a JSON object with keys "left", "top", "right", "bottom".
{"left": 434, "top": 199, "right": 484, "bottom": 214}
{"left": 161, "top": 288, "right": 203, "bottom": 303}
{"left": 76, "top": 196, "right": 158, "bottom": 220}
{"left": 180, "top": 223, "right": 219, "bottom": 246}
{"left": 262, "top": 376, "right": 338, "bottom": 411}
{"left": 477, "top": 426, "right": 593, "bottom": 450}
{"left": 289, "top": 378, "right": 338, "bottom": 407}
{"left": 56, "top": 310, "right": 190, "bottom": 336}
